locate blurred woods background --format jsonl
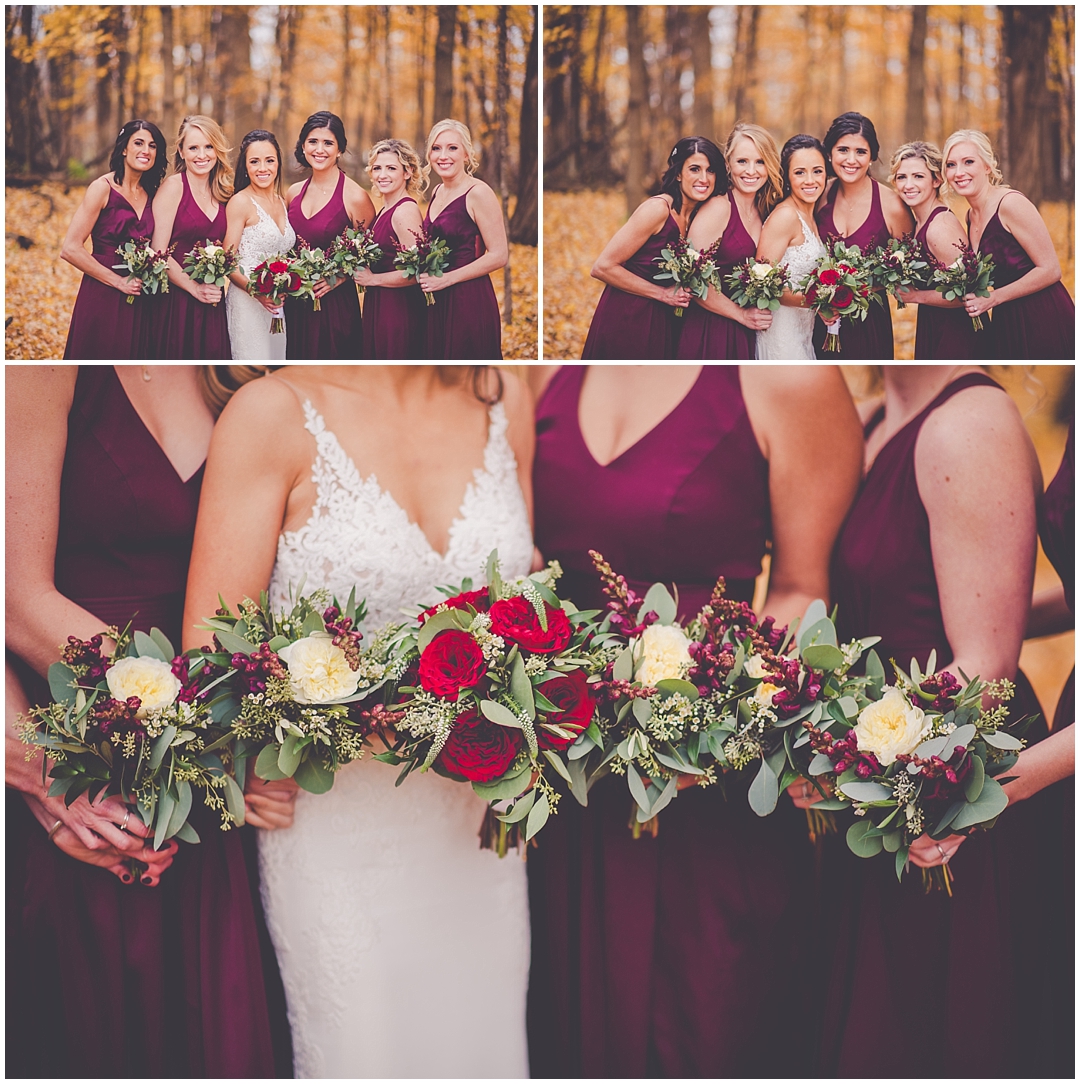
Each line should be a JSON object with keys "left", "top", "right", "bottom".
{"left": 5, "top": 4, "right": 539, "bottom": 359}
{"left": 543, "top": 5, "right": 1074, "bottom": 360}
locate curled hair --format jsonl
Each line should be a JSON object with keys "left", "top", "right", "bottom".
{"left": 424, "top": 119, "right": 480, "bottom": 186}
{"left": 435, "top": 366, "right": 504, "bottom": 405}
{"left": 173, "top": 115, "right": 234, "bottom": 204}
{"left": 942, "top": 129, "right": 1007, "bottom": 191}
{"left": 659, "top": 136, "right": 727, "bottom": 216}
{"left": 823, "top": 112, "right": 880, "bottom": 176}
{"left": 233, "top": 130, "right": 285, "bottom": 199}
{"left": 110, "top": 119, "right": 167, "bottom": 199}
{"left": 724, "top": 123, "right": 783, "bottom": 218}
{"left": 295, "top": 111, "right": 348, "bottom": 170}
{"left": 367, "top": 138, "right": 427, "bottom": 200}
{"left": 779, "top": 134, "right": 827, "bottom": 199}
{"left": 889, "top": 140, "right": 945, "bottom": 194}
{"left": 197, "top": 366, "right": 274, "bottom": 417}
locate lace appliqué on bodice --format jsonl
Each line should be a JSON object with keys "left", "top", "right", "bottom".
{"left": 780, "top": 212, "right": 826, "bottom": 284}
{"left": 237, "top": 195, "right": 296, "bottom": 277}
{"left": 756, "top": 213, "right": 825, "bottom": 360}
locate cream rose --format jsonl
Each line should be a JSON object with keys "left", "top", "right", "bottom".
{"left": 754, "top": 681, "right": 783, "bottom": 708}
{"left": 278, "top": 632, "right": 361, "bottom": 703}
{"left": 853, "top": 686, "right": 930, "bottom": 766}
{"left": 634, "top": 624, "right": 692, "bottom": 685}
{"left": 106, "top": 656, "right": 182, "bottom": 716}
{"left": 744, "top": 654, "right": 769, "bottom": 679}
{"left": 750, "top": 261, "right": 772, "bottom": 279}
{"left": 203, "top": 243, "right": 222, "bottom": 256}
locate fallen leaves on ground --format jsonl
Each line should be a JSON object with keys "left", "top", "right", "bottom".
{"left": 494, "top": 243, "right": 538, "bottom": 360}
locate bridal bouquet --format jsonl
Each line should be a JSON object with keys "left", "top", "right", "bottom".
{"left": 724, "top": 258, "right": 789, "bottom": 312}
{"left": 18, "top": 624, "right": 245, "bottom": 850}
{"left": 799, "top": 652, "right": 1030, "bottom": 892}
{"left": 193, "top": 587, "right": 400, "bottom": 793}
{"left": 113, "top": 239, "right": 173, "bottom": 304}
{"left": 247, "top": 257, "right": 300, "bottom": 333}
{"left": 799, "top": 241, "right": 880, "bottom": 351}
{"left": 328, "top": 224, "right": 383, "bottom": 293}
{"left": 289, "top": 239, "right": 336, "bottom": 312}
{"left": 930, "top": 243, "right": 995, "bottom": 331}
{"left": 652, "top": 236, "right": 724, "bottom": 317}
{"left": 181, "top": 239, "right": 238, "bottom": 306}
{"left": 393, "top": 226, "right": 451, "bottom": 306}
{"left": 375, "top": 552, "right": 607, "bottom": 855}
{"left": 867, "top": 235, "right": 932, "bottom": 308}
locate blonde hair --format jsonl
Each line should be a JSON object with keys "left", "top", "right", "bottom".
{"left": 889, "top": 140, "right": 945, "bottom": 193}
{"left": 424, "top": 119, "right": 479, "bottom": 184}
{"left": 942, "top": 129, "right": 1007, "bottom": 192}
{"left": 174, "top": 116, "right": 234, "bottom": 205}
{"left": 367, "top": 138, "right": 427, "bottom": 201}
{"left": 725, "top": 123, "right": 784, "bottom": 218}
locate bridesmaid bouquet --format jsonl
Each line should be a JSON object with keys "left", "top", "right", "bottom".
{"left": 181, "top": 239, "right": 238, "bottom": 306}
{"left": 18, "top": 624, "right": 245, "bottom": 850}
{"left": 798, "top": 241, "right": 880, "bottom": 351}
{"left": 193, "top": 587, "right": 397, "bottom": 794}
{"left": 930, "top": 243, "right": 995, "bottom": 330}
{"left": 724, "top": 258, "right": 789, "bottom": 312}
{"left": 867, "top": 235, "right": 932, "bottom": 308}
{"left": 652, "top": 236, "right": 724, "bottom": 317}
{"left": 393, "top": 226, "right": 451, "bottom": 306}
{"left": 328, "top": 224, "right": 383, "bottom": 294}
{"left": 247, "top": 257, "right": 300, "bottom": 333}
{"left": 112, "top": 239, "right": 173, "bottom": 304}
{"left": 376, "top": 551, "right": 607, "bottom": 855}
{"left": 291, "top": 238, "right": 335, "bottom": 312}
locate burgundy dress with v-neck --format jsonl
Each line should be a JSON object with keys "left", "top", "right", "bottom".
{"left": 285, "top": 170, "right": 364, "bottom": 359}
{"left": 64, "top": 184, "right": 155, "bottom": 360}
{"left": 360, "top": 197, "right": 426, "bottom": 359}
{"left": 676, "top": 192, "right": 757, "bottom": 359}
{"left": 814, "top": 177, "right": 895, "bottom": 358}
{"left": 6, "top": 366, "right": 281, "bottom": 1078}
{"left": 527, "top": 365, "right": 813, "bottom": 1077}
{"left": 150, "top": 171, "right": 232, "bottom": 359}
{"left": 912, "top": 206, "right": 978, "bottom": 359}
{"left": 422, "top": 185, "right": 503, "bottom": 359}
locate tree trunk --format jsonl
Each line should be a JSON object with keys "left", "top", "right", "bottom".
{"left": 382, "top": 6, "right": 393, "bottom": 138}
{"left": 161, "top": 6, "right": 175, "bottom": 144}
{"left": 905, "top": 5, "right": 927, "bottom": 141}
{"left": 273, "top": 7, "right": 300, "bottom": 155}
{"left": 625, "top": 5, "right": 647, "bottom": 216}
{"left": 732, "top": 6, "right": 761, "bottom": 123}
{"left": 496, "top": 6, "right": 512, "bottom": 324}
{"left": 414, "top": 7, "right": 429, "bottom": 156}
{"left": 691, "top": 6, "right": 714, "bottom": 139}
{"left": 433, "top": 5, "right": 456, "bottom": 123}
{"left": 340, "top": 7, "right": 351, "bottom": 137}
{"left": 543, "top": 6, "right": 583, "bottom": 189}
{"left": 217, "top": 7, "right": 255, "bottom": 150}
{"left": 510, "top": 6, "right": 537, "bottom": 245}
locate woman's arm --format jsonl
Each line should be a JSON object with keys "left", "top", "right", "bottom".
{"left": 354, "top": 200, "right": 425, "bottom": 290}
{"left": 418, "top": 182, "right": 508, "bottom": 294}
{"left": 756, "top": 206, "right": 810, "bottom": 310}
{"left": 499, "top": 370, "right": 536, "bottom": 530}
{"left": 881, "top": 184, "right": 917, "bottom": 239}
{"left": 896, "top": 209, "right": 967, "bottom": 308}
{"left": 59, "top": 177, "right": 142, "bottom": 296}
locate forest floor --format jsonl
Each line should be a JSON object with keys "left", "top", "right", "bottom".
{"left": 4, "top": 182, "right": 537, "bottom": 360}
{"left": 543, "top": 188, "right": 1075, "bottom": 362}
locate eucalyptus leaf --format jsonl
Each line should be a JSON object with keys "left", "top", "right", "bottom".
{"left": 846, "top": 818, "right": 884, "bottom": 858}
{"left": 542, "top": 749, "right": 573, "bottom": 784}
{"left": 895, "top": 845, "right": 909, "bottom": 882}
{"left": 964, "top": 753, "right": 985, "bottom": 803}
{"left": 497, "top": 790, "right": 536, "bottom": 823}
{"left": 277, "top": 734, "right": 303, "bottom": 776}
{"left": 174, "top": 820, "right": 201, "bottom": 845}
{"left": 612, "top": 645, "right": 635, "bottom": 682}
{"left": 481, "top": 700, "right": 523, "bottom": 729}
{"left": 882, "top": 828, "right": 903, "bottom": 853}
{"left": 268, "top": 635, "right": 291, "bottom": 652}
{"left": 301, "top": 609, "right": 325, "bottom": 637}
{"left": 525, "top": 792, "right": 550, "bottom": 840}
{"left": 626, "top": 766, "right": 651, "bottom": 815}
{"left": 948, "top": 724, "right": 977, "bottom": 750}
{"left": 255, "top": 742, "right": 288, "bottom": 781}
{"left": 510, "top": 653, "right": 536, "bottom": 720}
{"left": 647, "top": 773, "right": 680, "bottom": 819}
{"left": 982, "top": 730, "right": 1023, "bottom": 751}
{"left": 839, "top": 780, "right": 893, "bottom": 802}
{"left": 933, "top": 799, "right": 966, "bottom": 835}
{"left": 808, "top": 752, "right": 835, "bottom": 776}
{"left": 802, "top": 643, "right": 845, "bottom": 672}
{"left": 134, "top": 630, "right": 168, "bottom": 661}
{"left": 747, "top": 757, "right": 779, "bottom": 817}
{"left": 838, "top": 696, "right": 860, "bottom": 719}
{"left": 865, "top": 649, "right": 886, "bottom": 695}
{"left": 654, "top": 750, "right": 703, "bottom": 775}
{"left": 149, "top": 726, "right": 177, "bottom": 771}
{"left": 215, "top": 629, "right": 259, "bottom": 656}
{"left": 472, "top": 762, "right": 532, "bottom": 801}
{"left": 417, "top": 609, "right": 464, "bottom": 653}
{"left": 914, "top": 734, "right": 951, "bottom": 760}
{"left": 950, "top": 776, "right": 1008, "bottom": 831}
{"left": 796, "top": 600, "right": 828, "bottom": 649}
{"left": 295, "top": 754, "right": 335, "bottom": 794}
{"left": 154, "top": 789, "right": 176, "bottom": 851}
{"left": 566, "top": 754, "right": 589, "bottom": 806}
{"left": 799, "top": 616, "right": 838, "bottom": 651}
{"left": 632, "top": 697, "right": 653, "bottom": 725}
{"left": 149, "top": 627, "right": 176, "bottom": 660}
{"left": 48, "top": 662, "right": 79, "bottom": 707}
{"left": 567, "top": 734, "right": 595, "bottom": 761}
{"left": 655, "top": 679, "right": 700, "bottom": 702}
{"left": 637, "top": 582, "right": 677, "bottom": 625}
{"left": 165, "top": 779, "right": 193, "bottom": 840}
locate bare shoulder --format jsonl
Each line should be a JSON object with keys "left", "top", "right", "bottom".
{"left": 996, "top": 189, "right": 1040, "bottom": 228}
{"left": 764, "top": 202, "right": 799, "bottom": 230}
{"left": 926, "top": 207, "right": 966, "bottom": 247}
{"left": 218, "top": 372, "right": 306, "bottom": 438}
{"left": 84, "top": 174, "right": 114, "bottom": 207}
{"left": 743, "top": 363, "right": 851, "bottom": 407}
{"left": 497, "top": 368, "right": 533, "bottom": 426}
{"left": 878, "top": 182, "right": 908, "bottom": 214}
{"left": 286, "top": 180, "right": 305, "bottom": 205}
{"left": 630, "top": 194, "right": 671, "bottom": 230}
{"left": 918, "top": 382, "right": 1031, "bottom": 468}
{"left": 7, "top": 365, "right": 78, "bottom": 409}
{"left": 465, "top": 179, "right": 500, "bottom": 210}
{"left": 525, "top": 365, "right": 560, "bottom": 401}
{"left": 158, "top": 172, "right": 184, "bottom": 197}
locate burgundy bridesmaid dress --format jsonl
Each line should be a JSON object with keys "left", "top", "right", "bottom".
{"left": 675, "top": 191, "right": 756, "bottom": 360}
{"left": 422, "top": 184, "right": 503, "bottom": 359}
{"left": 913, "top": 206, "right": 978, "bottom": 359}
{"left": 581, "top": 197, "right": 681, "bottom": 360}
{"left": 7, "top": 367, "right": 283, "bottom": 1078}
{"left": 820, "top": 371, "right": 1070, "bottom": 1077}
{"left": 64, "top": 185, "right": 154, "bottom": 360}
{"left": 976, "top": 192, "right": 1075, "bottom": 360}
{"left": 285, "top": 170, "right": 364, "bottom": 359}
{"left": 360, "top": 196, "right": 426, "bottom": 359}
{"left": 814, "top": 177, "right": 894, "bottom": 359}
{"left": 527, "top": 365, "right": 814, "bottom": 1077}
{"left": 151, "top": 172, "right": 232, "bottom": 360}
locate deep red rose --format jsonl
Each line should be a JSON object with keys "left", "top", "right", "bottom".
{"left": 489, "top": 596, "right": 573, "bottom": 654}
{"left": 418, "top": 628, "right": 486, "bottom": 700}
{"left": 537, "top": 668, "right": 595, "bottom": 750}
{"left": 819, "top": 268, "right": 840, "bottom": 286}
{"left": 269, "top": 260, "right": 289, "bottom": 274}
{"left": 806, "top": 285, "right": 818, "bottom": 304}
{"left": 257, "top": 275, "right": 273, "bottom": 294}
{"left": 832, "top": 285, "right": 854, "bottom": 308}
{"left": 288, "top": 272, "right": 302, "bottom": 291}
{"left": 418, "top": 588, "right": 490, "bottom": 624}
{"left": 438, "top": 707, "right": 523, "bottom": 782}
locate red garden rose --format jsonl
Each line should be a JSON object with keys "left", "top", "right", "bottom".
{"left": 438, "top": 707, "right": 523, "bottom": 782}
{"left": 537, "top": 668, "right": 595, "bottom": 750}
{"left": 489, "top": 596, "right": 573, "bottom": 654}
{"left": 269, "top": 260, "right": 289, "bottom": 274}
{"left": 819, "top": 268, "right": 840, "bottom": 286}
{"left": 257, "top": 274, "right": 273, "bottom": 294}
{"left": 417, "top": 628, "right": 486, "bottom": 700}
{"left": 418, "top": 588, "right": 490, "bottom": 624}
{"left": 832, "top": 284, "right": 854, "bottom": 308}
{"left": 288, "top": 272, "right": 302, "bottom": 291}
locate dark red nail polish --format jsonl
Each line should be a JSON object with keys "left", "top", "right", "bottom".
{"left": 121, "top": 874, "right": 132, "bottom": 883}
{"left": 141, "top": 876, "right": 152, "bottom": 885}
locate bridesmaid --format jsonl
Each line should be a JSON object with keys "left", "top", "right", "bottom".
{"left": 794, "top": 366, "right": 1068, "bottom": 1076}
{"left": 61, "top": 119, "right": 166, "bottom": 359}
{"left": 149, "top": 115, "right": 233, "bottom": 359}
{"left": 677, "top": 123, "right": 782, "bottom": 359}
{"left": 813, "top": 112, "right": 913, "bottom": 358}
{"left": 944, "top": 129, "right": 1075, "bottom": 359}
{"left": 526, "top": 364, "right": 864, "bottom": 1077}
{"left": 889, "top": 141, "right": 978, "bottom": 359}
{"left": 354, "top": 138, "right": 427, "bottom": 359}
{"left": 420, "top": 119, "right": 507, "bottom": 359}
{"left": 581, "top": 136, "right": 722, "bottom": 359}
{"left": 285, "top": 111, "right": 375, "bottom": 359}
{"left": 5, "top": 366, "right": 286, "bottom": 1077}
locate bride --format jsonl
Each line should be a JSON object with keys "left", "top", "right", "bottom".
{"left": 182, "top": 366, "right": 534, "bottom": 1077}
{"left": 224, "top": 130, "right": 295, "bottom": 360}
{"left": 755, "top": 134, "right": 828, "bottom": 360}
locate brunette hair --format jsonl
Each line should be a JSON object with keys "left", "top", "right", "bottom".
{"left": 823, "top": 112, "right": 880, "bottom": 175}
{"left": 436, "top": 366, "right": 504, "bottom": 404}
{"left": 659, "top": 136, "right": 727, "bottom": 215}
{"left": 110, "top": 119, "right": 167, "bottom": 198}
{"left": 173, "top": 115, "right": 235, "bottom": 204}
{"left": 295, "top": 111, "right": 348, "bottom": 170}
{"left": 367, "top": 138, "right": 427, "bottom": 200}
{"left": 779, "top": 134, "right": 827, "bottom": 198}
{"left": 724, "top": 122, "right": 784, "bottom": 218}
{"left": 234, "top": 130, "right": 285, "bottom": 198}
{"left": 197, "top": 366, "right": 274, "bottom": 417}
{"left": 942, "top": 129, "right": 1007, "bottom": 191}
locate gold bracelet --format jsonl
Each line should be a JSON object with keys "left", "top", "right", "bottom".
{"left": 47, "top": 819, "right": 63, "bottom": 841}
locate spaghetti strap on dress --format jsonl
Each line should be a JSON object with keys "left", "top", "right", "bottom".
{"left": 912, "top": 205, "right": 978, "bottom": 359}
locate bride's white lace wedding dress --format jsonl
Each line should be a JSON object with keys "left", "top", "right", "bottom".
{"left": 225, "top": 192, "right": 295, "bottom": 361}
{"left": 260, "top": 397, "right": 533, "bottom": 1078}
{"left": 755, "top": 211, "right": 826, "bottom": 360}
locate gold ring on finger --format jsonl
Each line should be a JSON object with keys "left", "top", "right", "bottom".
{"left": 120, "top": 810, "right": 131, "bottom": 832}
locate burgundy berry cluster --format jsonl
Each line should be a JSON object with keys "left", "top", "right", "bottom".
{"left": 323, "top": 606, "right": 364, "bottom": 671}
